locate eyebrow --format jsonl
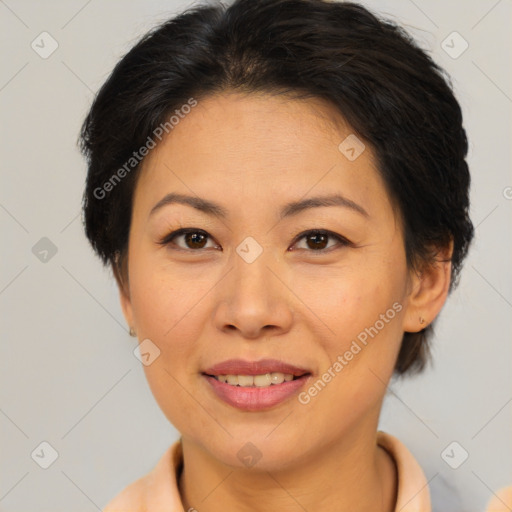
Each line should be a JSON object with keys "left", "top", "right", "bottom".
{"left": 149, "top": 192, "right": 369, "bottom": 220}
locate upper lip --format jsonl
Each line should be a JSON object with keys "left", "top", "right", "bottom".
{"left": 203, "top": 359, "right": 310, "bottom": 377}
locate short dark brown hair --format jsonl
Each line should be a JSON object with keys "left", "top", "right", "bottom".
{"left": 79, "top": 0, "right": 474, "bottom": 376}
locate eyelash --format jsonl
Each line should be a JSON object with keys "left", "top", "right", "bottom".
{"left": 157, "top": 228, "right": 352, "bottom": 253}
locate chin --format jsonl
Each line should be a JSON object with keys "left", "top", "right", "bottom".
{"left": 203, "top": 430, "right": 309, "bottom": 472}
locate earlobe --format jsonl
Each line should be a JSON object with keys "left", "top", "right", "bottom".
{"left": 402, "top": 243, "right": 453, "bottom": 333}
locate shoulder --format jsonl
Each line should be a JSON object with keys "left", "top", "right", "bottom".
{"left": 102, "top": 441, "right": 183, "bottom": 512}
{"left": 102, "top": 474, "right": 150, "bottom": 512}
{"left": 376, "top": 430, "right": 426, "bottom": 479}
{"left": 376, "top": 430, "right": 431, "bottom": 511}
{"left": 484, "top": 485, "right": 512, "bottom": 512}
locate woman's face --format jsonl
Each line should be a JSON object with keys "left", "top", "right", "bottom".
{"left": 120, "top": 91, "right": 420, "bottom": 470}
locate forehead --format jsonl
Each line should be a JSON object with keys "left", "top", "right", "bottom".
{"left": 156, "top": 91, "right": 357, "bottom": 161}
{"left": 133, "top": 91, "right": 390, "bottom": 220}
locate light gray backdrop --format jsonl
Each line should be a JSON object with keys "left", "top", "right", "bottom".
{"left": 1, "top": 0, "right": 511, "bottom": 511}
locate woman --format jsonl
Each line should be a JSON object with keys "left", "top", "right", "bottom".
{"left": 79, "top": 0, "right": 503, "bottom": 510}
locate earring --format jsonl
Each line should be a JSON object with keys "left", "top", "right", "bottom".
{"left": 419, "top": 316, "right": 426, "bottom": 325}
{"left": 129, "top": 327, "right": 137, "bottom": 337}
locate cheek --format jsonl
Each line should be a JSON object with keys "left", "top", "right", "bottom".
{"left": 128, "top": 259, "right": 201, "bottom": 386}
{"left": 295, "top": 262, "right": 404, "bottom": 347}
{"left": 297, "top": 283, "right": 404, "bottom": 435}
{"left": 129, "top": 263, "right": 211, "bottom": 432}
{"left": 294, "top": 261, "right": 406, "bottom": 408}
{"left": 129, "top": 256, "right": 205, "bottom": 341}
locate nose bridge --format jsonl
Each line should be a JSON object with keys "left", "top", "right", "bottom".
{"left": 214, "top": 236, "right": 293, "bottom": 337}
{"left": 231, "top": 237, "right": 279, "bottom": 306}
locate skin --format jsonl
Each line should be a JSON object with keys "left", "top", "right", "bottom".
{"left": 117, "top": 90, "right": 452, "bottom": 511}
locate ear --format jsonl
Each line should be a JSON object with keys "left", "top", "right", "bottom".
{"left": 402, "top": 240, "right": 453, "bottom": 333}
{"left": 112, "top": 259, "right": 135, "bottom": 332}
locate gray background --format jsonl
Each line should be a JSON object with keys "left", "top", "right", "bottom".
{"left": 0, "top": 0, "right": 511, "bottom": 510}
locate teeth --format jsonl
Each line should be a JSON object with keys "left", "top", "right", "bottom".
{"left": 270, "top": 373, "right": 284, "bottom": 385}
{"left": 238, "top": 375, "right": 254, "bottom": 387}
{"left": 254, "top": 374, "right": 271, "bottom": 387}
{"left": 227, "top": 375, "right": 238, "bottom": 386}
{"left": 214, "top": 372, "right": 297, "bottom": 387}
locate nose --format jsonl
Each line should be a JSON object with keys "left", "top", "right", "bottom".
{"left": 213, "top": 246, "right": 294, "bottom": 340}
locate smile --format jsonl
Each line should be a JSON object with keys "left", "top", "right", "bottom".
{"left": 211, "top": 372, "right": 297, "bottom": 387}
{"left": 202, "top": 359, "right": 312, "bottom": 411}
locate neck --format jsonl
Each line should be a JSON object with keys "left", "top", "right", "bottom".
{"left": 178, "top": 424, "right": 397, "bottom": 512}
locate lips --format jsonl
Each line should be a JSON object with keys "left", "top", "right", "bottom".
{"left": 203, "top": 358, "right": 310, "bottom": 377}
{"left": 202, "top": 358, "right": 312, "bottom": 411}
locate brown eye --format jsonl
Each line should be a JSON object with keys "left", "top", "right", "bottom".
{"left": 292, "top": 229, "right": 350, "bottom": 252}
{"left": 182, "top": 231, "right": 208, "bottom": 249}
{"left": 159, "top": 229, "right": 218, "bottom": 251}
{"left": 305, "top": 232, "right": 329, "bottom": 250}
{"left": 159, "top": 228, "right": 349, "bottom": 253}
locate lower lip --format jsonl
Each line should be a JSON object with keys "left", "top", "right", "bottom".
{"left": 204, "top": 374, "right": 310, "bottom": 411}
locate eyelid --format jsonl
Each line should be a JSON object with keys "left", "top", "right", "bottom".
{"left": 158, "top": 228, "right": 220, "bottom": 250}
{"left": 158, "top": 227, "right": 352, "bottom": 252}
{"left": 290, "top": 229, "right": 352, "bottom": 252}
